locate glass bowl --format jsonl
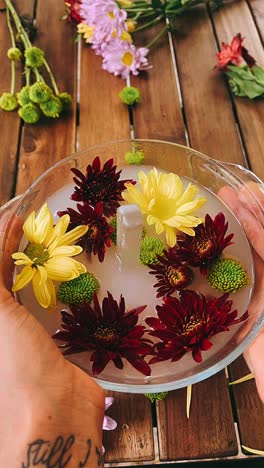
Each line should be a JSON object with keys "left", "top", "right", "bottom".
{"left": 0, "top": 139, "right": 263, "bottom": 393}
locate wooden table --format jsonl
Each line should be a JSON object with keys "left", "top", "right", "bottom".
{"left": 0, "top": 0, "right": 264, "bottom": 464}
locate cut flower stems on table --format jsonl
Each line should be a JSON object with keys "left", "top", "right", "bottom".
{"left": 12, "top": 156, "right": 250, "bottom": 377}
{"left": 0, "top": 0, "right": 72, "bottom": 122}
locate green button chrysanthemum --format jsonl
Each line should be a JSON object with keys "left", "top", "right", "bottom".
{"left": 7, "top": 47, "right": 22, "bottom": 61}
{"left": 57, "top": 272, "right": 100, "bottom": 305}
{"left": 140, "top": 236, "right": 165, "bottom": 266}
{"left": 40, "top": 96, "right": 62, "bottom": 118}
{"left": 207, "top": 257, "right": 249, "bottom": 293}
{"left": 0, "top": 92, "right": 18, "bottom": 111}
{"left": 18, "top": 103, "right": 41, "bottom": 124}
{"left": 144, "top": 392, "right": 168, "bottom": 403}
{"left": 59, "top": 92, "right": 72, "bottom": 112}
{"left": 24, "top": 47, "right": 44, "bottom": 68}
{"left": 29, "top": 82, "right": 52, "bottom": 104}
{"left": 119, "top": 86, "right": 141, "bottom": 106}
{"left": 125, "top": 150, "right": 145, "bottom": 165}
{"left": 17, "top": 86, "right": 31, "bottom": 106}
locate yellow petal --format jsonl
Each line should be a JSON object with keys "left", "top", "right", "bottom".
{"left": 165, "top": 226, "right": 176, "bottom": 247}
{"left": 34, "top": 211, "right": 53, "bottom": 244}
{"left": 178, "top": 226, "right": 195, "bottom": 236}
{"left": 177, "top": 198, "right": 207, "bottom": 215}
{"left": 175, "top": 184, "right": 199, "bottom": 208}
{"left": 49, "top": 245, "right": 83, "bottom": 257}
{"left": 12, "top": 265, "right": 35, "bottom": 291}
{"left": 32, "top": 269, "right": 51, "bottom": 308}
{"left": 57, "top": 225, "right": 88, "bottom": 247}
{"left": 23, "top": 211, "right": 36, "bottom": 243}
{"left": 12, "top": 252, "right": 33, "bottom": 266}
{"left": 147, "top": 215, "right": 157, "bottom": 226}
{"left": 155, "top": 220, "right": 164, "bottom": 235}
{"left": 46, "top": 214, "right": 70, "bottom": 246}
{"left": 37, "top": 265, "right": 48, "bottom": 285}
{"left": 45, "top": 257, "right": 86, "bottom": 281}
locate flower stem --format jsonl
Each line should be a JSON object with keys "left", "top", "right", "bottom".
{"left": 43, "top": 58, "right": 59, "bottom": 95}
{"left": 6, "top": 6, "right": 16, "bottom": 95}
{"left": 145, "top": 24, "right": 168, "bottom": 49}
{"left": 133, "top": 15, "right": 163, "bottom": 33}
{"left": 5, "top": 0, "right": 31, "bottom": 48}
{"left": 6, "top": 5, "right": 16, "bottom": 47}
{"left": 25, "top": 67, "right": 31, "bottom": 86}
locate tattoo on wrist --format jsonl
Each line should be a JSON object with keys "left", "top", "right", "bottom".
{"left": 21, "top": 436, "right": 104, "bottom": 468}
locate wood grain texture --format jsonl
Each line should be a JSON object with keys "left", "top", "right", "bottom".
{"left": 211, "top": 0, "right": 264, "bottom": 180}
{"left": 131, "top": 24, "right": 186, "bottom": 144}
{"left": 103, "top": 392, "right": 154, "bottom": 463}
{"left": 172, "top": 5, "right": 246, "bottom": 165}
{"left": 229, "top": 356, "right": 264, "bottom": 452}
{"left": 157, "top": 372, "right": 238, "bottom": 460}
{"left": 78, "top": 46, "right": 130, "bottom": 150}
{"left": 0, "top": 0, "right": 33, "bottom": 205}
{"left": 15, "top": 0, "right": 77, "bottom": 195}
{"left": 248, "top": 0, "right": 264, "bottom": 42}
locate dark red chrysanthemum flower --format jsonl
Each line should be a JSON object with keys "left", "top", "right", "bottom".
{"left": 216, "top": 33, "right": 256, "bottom": 70}
{"left": 64, "top": 0, "right": 83, "bottom": 24}
{"left": 176, "top": 212, "right": 234, "bottom": 276}
{"left": 58, "top": 202, "right": 113, "bottom": 262}
{"left": 70, "top": 156, "right": 135, "bottom": 217}
{"left": 53, "top": 292, "right": 153, "bottom": 376}
{"left": 149, "top": 248, "right": 193, "bottom": 298}
{"left": 146, "top": 290, "right": 248, "bottom": 364}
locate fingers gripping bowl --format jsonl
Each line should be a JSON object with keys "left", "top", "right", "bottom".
{"left": 0, "top": 140, "right": 263, "bottom": 393}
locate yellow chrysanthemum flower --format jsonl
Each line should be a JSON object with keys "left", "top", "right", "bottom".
{"left": 77, "top": 23, "right": 94, "bottom": 43}
{"left": 12, "top": 203, "right": 88, "bottom": 309}
{"left": 122, "top": 168, "right": 207, "bottom": 247}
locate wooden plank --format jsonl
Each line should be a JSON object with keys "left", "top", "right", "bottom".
{"left": 172, "top": 5, "right": 246, "bottom": 165}
{"left": 0, "top": 0, "right": 34, "bottom": 205}
{"left": 248, "top": 0, "right": 264, "bottom": 42}
{"left": 131, "top": 24, "right": 186, "bottom": 144}
{"left": 103, "top": 392, "right": 154, "bottom": 463}
{"left": 78, "top": 29, "right": 154, "bottom": 465}
{"left": 15, "top": 0, "right": 77, "bottom": 195}
{"left": 78, "top": 47, "right": 130, "bottom": 149}
{"left": 211, "top": 0, "right": 264, "bottom": 180}
{"left": 229, "top": 356, "right": 264, "bottom": 453}
{"left": 157, "top": 372, "right": 238, "bottom": 460}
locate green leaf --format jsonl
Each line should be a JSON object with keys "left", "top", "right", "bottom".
{"left": 252, "top": 64, "right": 264, "bottom": 84}
{"left": 228, "top": 75, "right": 264, "bottom": 99}
{"left": 227, "top": 65, "right": 255, "bottom": 81}
{"left": 151, "top": 0, "right": 162, "bottom": 9}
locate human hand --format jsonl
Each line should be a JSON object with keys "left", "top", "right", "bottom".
{"left": 0, "top": 206, "right": 105, "bottom": 466}
{"left": 218, "top": 182, "right": 264, "bottom": 403}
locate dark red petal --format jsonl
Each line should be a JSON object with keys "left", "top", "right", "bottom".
{"left": 192, "top": 347, "right": 203, "bottom": 363}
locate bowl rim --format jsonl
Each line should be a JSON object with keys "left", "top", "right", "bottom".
{"left": 3, "top": 138, "right": 264, "bottom": 393}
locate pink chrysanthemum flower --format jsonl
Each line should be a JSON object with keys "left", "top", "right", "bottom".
{"left": 102, "top": 39, "right": 150, "bottom": 79}
{"left": 80, "top": 0, "right": 127, "bottom": 44}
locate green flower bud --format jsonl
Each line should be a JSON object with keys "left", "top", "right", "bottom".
{"left": 17, "top": 86, "right": 31, "bottom": 106}
{"left": 59, "top": 92, "right": 72, "bottom": 112}
{"left": 119, "top": 86, "right": 141, "bottom": 106}
{"left": 207, "top": 257, "right": 249, "bottom": 293}
{"left": 40, "top": 96, "right": 62, "bottom": 118}
{"left": 57, "top": 272, "right": 100, "bottom": 305}
{"left": 7, "top": 47, "right": 22, "bottom": 61}
{"left": 140, "top": 236, "right": 165, "bottom": 266}
{"left": 144, "top": 392, "right": 168, "bottom": 403}
{"left": 18, "top": 103, "right": 41, "bottom": 124}
{"left": 125, "top": 150, "right": 144, "bottom": 165}
{"left": 24, "top": 47, "right": 44, "bottom": 68}
{"left": 0, "top": 92, "right": 18, "bottom": 111}
{"left": 109, "top": 217, "right": 117, "bottom": 245}
{"left": 29, "top": 82, "right": 52, "bottom": 103}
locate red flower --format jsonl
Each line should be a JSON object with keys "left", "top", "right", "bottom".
{"left": 149, "top": 249, "right": 193, "bottom": 298}
{"left": 70, "top": 156, "right": 135, "bottom": 217}
{"left": 64, "top": 1, "right": 83, "bottom": 24}
{"left": 146, "top": 290, "right": 248, "bottom": 364}
{"left": 53, "top": 292, "right": 153, "bottom": 376}
{"left": 217, "top": 33, "right": 256, "bottom": 70}
{"left": 58, "top": 202, "right": 113, "bottom": 262}
{"left": 176, "top": 212, "right": 234, "bottom": 276}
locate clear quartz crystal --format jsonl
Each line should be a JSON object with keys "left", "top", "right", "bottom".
{"left": 116, "top": 204, "right": 143, "bottom": 269}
